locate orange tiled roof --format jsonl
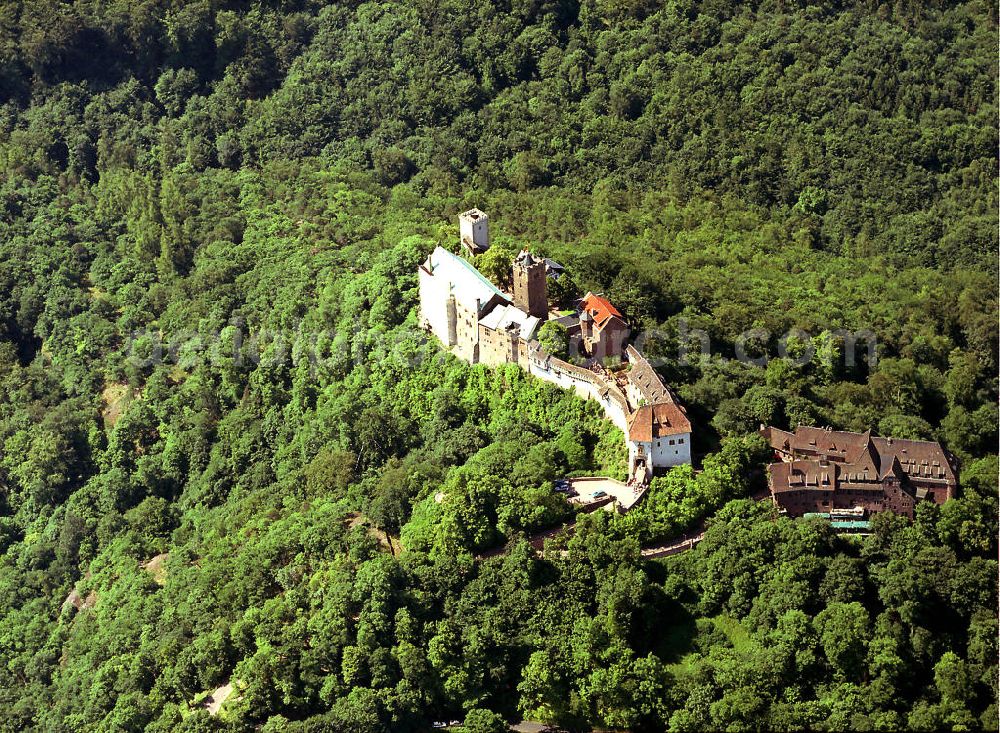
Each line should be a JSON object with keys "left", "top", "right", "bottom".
{"left": 581, "top": 292, "right": 624, "bottom": 329}
{"left": 628, "top": 402, "right": 691, "bottom": 442}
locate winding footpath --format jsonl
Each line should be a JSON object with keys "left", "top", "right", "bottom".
{"left": 476, "top": 523, "right": 706, "bottom": 561}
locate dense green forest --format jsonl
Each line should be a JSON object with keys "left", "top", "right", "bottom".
{"left": 0, "top": 1, "right": 996, "bottom": 730}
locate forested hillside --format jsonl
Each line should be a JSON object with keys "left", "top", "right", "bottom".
{"left": 0, "top": 1, "right": 996, "bottom": 731}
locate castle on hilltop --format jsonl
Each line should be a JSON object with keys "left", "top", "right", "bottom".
{"left": 418, "top": 209, "right": 692, "bottom": 482}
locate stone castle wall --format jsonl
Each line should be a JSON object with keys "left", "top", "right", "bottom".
{"left": 524, "top": 340, "right": 631, "bottom": 435}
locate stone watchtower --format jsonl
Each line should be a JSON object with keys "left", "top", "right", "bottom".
{"left": 459, "top": 208, "right": 490, "bottom": 256}
{"left": 512, "top": 249, "right": 548, "bottom": 319}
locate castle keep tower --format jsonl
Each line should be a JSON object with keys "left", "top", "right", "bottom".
{"left": 512, "top": 249, "right": 548, "bottom": 319}
{"left": 459, "top": 208, "right": 490, "bottom": 256}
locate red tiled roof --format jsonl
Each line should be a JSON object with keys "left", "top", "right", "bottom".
{"left": 765, "top": 425, "right": 873, "bottom": 461}
{"left": 763, "top": 425, "right": 958, "bottom": 514}
{"left": 628, "top": 402, "right": 691, "bottom": 442}
{"left": 871, "top": 436, "right": 957, "bottom": 484}
{"left": 581, "top": 292, "right": 624, "bottom": 329}
{"left": 769, "top": 460, "right": 836, "bottom": 493}
{"left": 761, "top": 426, "right": 795, "bottom": 452}
{"left": 762, "top": 425, "right": 958, "bottom": 486}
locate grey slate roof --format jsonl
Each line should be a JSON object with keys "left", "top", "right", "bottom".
{"left": 625, "top": 345, "right": 672, "bottom": 404}
{"left": 479, "top": 303, "right": 542, "bottom": 340}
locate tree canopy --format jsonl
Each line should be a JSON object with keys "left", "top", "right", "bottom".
{"left": 0, "top": 1, "right": 996, "bottom": 731}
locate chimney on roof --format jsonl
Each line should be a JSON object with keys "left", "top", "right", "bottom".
{"left": 580, "top": 308, "right": 592, "bottom": 340}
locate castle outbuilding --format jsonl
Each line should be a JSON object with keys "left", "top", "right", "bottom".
{"left": 623, "top": 346, "right": 691, "bottom": 473}
{"left": 477, "top": 303, "right": 541, "bottom": 367}
{"left": 577, "top": 292, "right": 630, "bottom": 361}
{"left": 628, "top": 403, "right": 692, "bottom": 477}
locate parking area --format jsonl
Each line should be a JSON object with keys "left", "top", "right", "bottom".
{"left": 559, "top": 477, "right": 646, "bottom": 512}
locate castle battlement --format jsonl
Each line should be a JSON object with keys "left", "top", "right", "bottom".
{"left": 459, "top": 208, "right": 490, "bottom": 257}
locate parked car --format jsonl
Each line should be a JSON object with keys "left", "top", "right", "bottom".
{"left": 591, "top": 490, "right": 608, "bottom": 500}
